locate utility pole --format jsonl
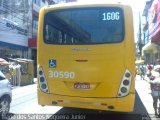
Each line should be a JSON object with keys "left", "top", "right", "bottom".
{"left": 138, "top": 12, "right": 143, "bottom": 58}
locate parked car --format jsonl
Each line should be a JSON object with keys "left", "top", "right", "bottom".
{"left": 0, "top": 70, "right": 12, "bottom": 117}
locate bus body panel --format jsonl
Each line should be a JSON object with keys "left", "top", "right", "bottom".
{"left": 37, "top": 2, "right": 135, "bottom": 112}
{"left": 38, "top": 89, "right": 135, "bottom": 112}
{"left": 38, "top": 44, "right": 127, "bottom": 97}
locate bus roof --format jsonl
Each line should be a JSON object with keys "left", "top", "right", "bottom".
{"left": 42, "top": 2, "right": 132, "bottom": 12}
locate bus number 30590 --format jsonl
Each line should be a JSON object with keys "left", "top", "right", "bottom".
{"left": 49, "top": 70, "right": 75, "bottom": 79}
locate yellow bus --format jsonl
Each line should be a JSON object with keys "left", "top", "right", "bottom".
{"left": 37, "top": 2, "right": 135, "bottom": 112}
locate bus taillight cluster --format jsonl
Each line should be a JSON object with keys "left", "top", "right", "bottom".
{"left": 117, "top": 69, "right": 132, "bottom": 97}
{"left": 38, "top": 67, "right": 49, "bottom": 93}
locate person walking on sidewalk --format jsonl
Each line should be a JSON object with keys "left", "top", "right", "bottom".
{"left": 140, "top": 64, "right": 146, "bottom": 80}
{"left": 146, "top": 63, "right": 153, "bottom": 77}
{"left": 148, "top": 66, "right": 160, "bottom": 116}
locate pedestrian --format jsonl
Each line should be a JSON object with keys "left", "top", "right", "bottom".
{"left": 156, "top": 59, "right": 160, "bottom": 65}
{"left": 146, "top": 63, "right": 153, "bottom": 77}
{"left": 140, "top": 64, "right": 145, "bottom": 80}
{"left": 136, "top": 65, "right": 141, "bottom": 75}
{"left": 149, "top": 66, "right": 160, "bottom": 116}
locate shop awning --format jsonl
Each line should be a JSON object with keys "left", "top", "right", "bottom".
{"left": 135, "top": 59, "right": 145, "bottom": 65}
{"left": 0, "top": 58, "right": 9, "bottom": 66}
{"left": 28, "top": 38, "right": 37, "bottom": 48}
{"left": 0, "top": 41, "right": 28, "bottom": 50}
{"left": 142, "top": 41, "right": 157, "bottom": 56}
{"left": 150, "top": 21, "right": 160, "bottom": 42}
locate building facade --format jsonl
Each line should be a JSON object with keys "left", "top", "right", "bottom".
{"left": 0, "top": 0, "right": 61, "bottom": 59}
{"left": 0, "top": 0, "right": 30, "bottom": 58}
{"left": 141, "top": 0, "right": 160, "bottom": 64}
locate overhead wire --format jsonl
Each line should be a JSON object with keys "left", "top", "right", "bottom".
{"left": 0, "top": 2, "right": 32, "bottom": 24}
{"left": 0, "top": 2, "right": 38, "bottom": 35}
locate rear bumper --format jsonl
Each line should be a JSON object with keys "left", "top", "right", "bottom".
{"left": 38, "top": 90, "right": 135, "bottom": 112}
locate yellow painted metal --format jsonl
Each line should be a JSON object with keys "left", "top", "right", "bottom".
{"left": 37, "top": 2, "right": 135, "bottom": 112}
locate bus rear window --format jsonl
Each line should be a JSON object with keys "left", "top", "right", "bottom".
{"left": 44, "top": 7, "right": 124, "bottom": 44}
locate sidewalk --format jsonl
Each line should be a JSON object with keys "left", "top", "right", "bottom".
{"left": 135, "top": 75, "right": 154, "bottom": 114}
{"left": 11, "top": 78, "right": 37, "bottom": 99}
{"left": 10, "top": 78, "right": 62, "bottom": 114}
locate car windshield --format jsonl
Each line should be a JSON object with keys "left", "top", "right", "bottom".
{"left": 44, "top": 7, "right": 124, "bottom": 44}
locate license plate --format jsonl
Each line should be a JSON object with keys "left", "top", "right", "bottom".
{"left": 74, "top": 83, "right": 90, "bottom": 89}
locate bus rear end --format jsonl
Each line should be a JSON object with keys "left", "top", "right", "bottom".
{"left": 37, "top": 3, "right": 135, "bottom": 112}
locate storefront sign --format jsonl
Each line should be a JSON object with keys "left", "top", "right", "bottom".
{"left": 6, "top": 22, "right": 28, "bottom": 36}
{"left": 0, "top": 18, "right": 28, "bottom": 47}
